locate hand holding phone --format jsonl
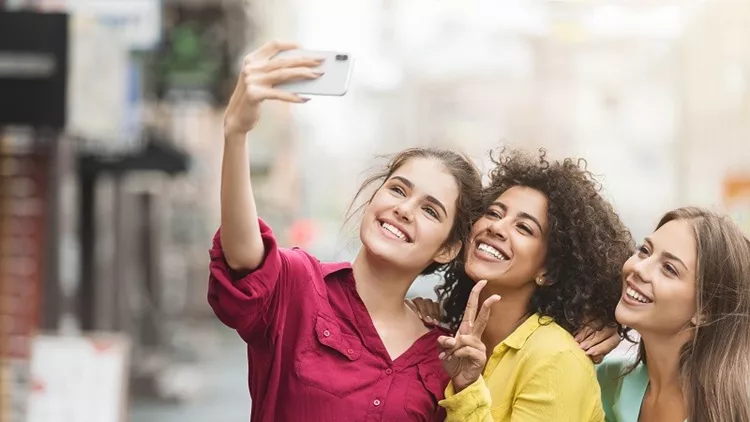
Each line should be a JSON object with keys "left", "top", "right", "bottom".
{"left": 224, "top": 40, "right": 324, "bottom": 135}
{"left": 273, "top": 49, "right": 354, "bottom": 96}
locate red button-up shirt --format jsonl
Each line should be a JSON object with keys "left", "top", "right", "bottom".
{"left": 208, "top": 219, "right": 449, "bottom": 422}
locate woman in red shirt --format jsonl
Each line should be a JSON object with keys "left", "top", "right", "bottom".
{"left": 208, "top": 40, "right": 483, "bottom": 422}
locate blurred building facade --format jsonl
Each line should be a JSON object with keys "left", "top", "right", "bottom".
{"left": 286, "top": 0, "right": 750, "bottom": 242}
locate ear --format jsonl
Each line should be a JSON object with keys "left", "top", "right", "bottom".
{"left": 534, "top": 270, "right": 554, "bottom": 286}
{"left": 434, "top": 240, "right": 462, "bottom": 265}
{"left": 690, "top": 313, "right": 706, "bottom": 327}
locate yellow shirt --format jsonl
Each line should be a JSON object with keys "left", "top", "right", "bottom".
{"left": 439, "top": 313, "right": 605, "bottom": 422}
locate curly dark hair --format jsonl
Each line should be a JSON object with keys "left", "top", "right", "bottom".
{"left": 435, "top": 148, "right": 634, "bottom": 334}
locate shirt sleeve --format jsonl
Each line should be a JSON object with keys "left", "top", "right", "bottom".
{"left": 439, "top": 377, "right": 493, "bottom": 422}
{"left": 207, "top": 218, "right": 312, "bottom": 343}
{"left": 511, "top": 350, "right": 604, "bottom": 422}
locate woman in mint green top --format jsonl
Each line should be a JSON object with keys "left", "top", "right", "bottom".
{"left": 597, "top": 355, "right": 662, "bottom": 422}
{"left": 596, "top": 207, "right": 750, "bottom": 422}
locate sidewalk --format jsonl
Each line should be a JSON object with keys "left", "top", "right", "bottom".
{"left": 128, "top": 320, "right": 251, "bottom": 422}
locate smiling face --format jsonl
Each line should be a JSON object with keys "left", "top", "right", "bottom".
{"left": 464, "top": 186, "right": 549, "bottom": 291}
{"left": 359, "top": 157, "right": 460, "bottom": 272}
{"left": 616, "top": 219, "right": 698, "bottom": 335}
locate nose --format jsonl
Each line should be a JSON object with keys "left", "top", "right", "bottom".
{"left": 393, "top": 199, "right": 416, "bottom": 222}
{"left": 632, "top": 257, "right": 653, "bottom": 284}
{"left": 487, "top": 218, "right": 508, "bottom": 241}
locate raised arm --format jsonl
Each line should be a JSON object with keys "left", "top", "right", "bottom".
{"left": 220, "top": 40, "right": 323, "bottom": 271}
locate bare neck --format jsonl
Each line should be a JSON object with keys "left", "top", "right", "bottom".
{"left": 641, "top": 330, "right": 691, "bottom": 396}
{"left": 479, "top": 285, "right": 535, "bottom": 353}
{"left": 352, "top": 247, "right": 421, "bottom": 321}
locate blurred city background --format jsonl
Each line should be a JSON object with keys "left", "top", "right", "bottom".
{"left": 1, "top": 0, "right": 749, "bottom": 421}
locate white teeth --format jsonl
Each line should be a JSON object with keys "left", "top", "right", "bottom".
{"left": 626, "top": 287, "right": 652, "bottom": 304}
{"left": 478, "top": 243, "right": 506, "bottom": 260}
{"left": 382, "top": 222, "right": 407, "bottom": 241}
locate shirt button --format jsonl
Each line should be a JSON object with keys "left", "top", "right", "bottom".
{"left": 323, "top": 330, "right": 330, "bottom": 337}
{"left": 373, "top": 399, "right": 381, "bottom": 406}
{"left": 385, "top": 368, "right": 392, "bottom": 375}
{"left": 347, "top": 348, "right": 354, "bottom": 354}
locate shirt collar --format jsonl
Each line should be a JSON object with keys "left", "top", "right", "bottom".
{"left": 502, "top": 313, "right": 553, "bottom": 350}
{"left": 320, "top": 261, "right": 352, "bottom": 278}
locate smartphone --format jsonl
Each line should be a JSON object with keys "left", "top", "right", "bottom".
{"left": 273, "top": 49, "right": 354, "bottom": 96}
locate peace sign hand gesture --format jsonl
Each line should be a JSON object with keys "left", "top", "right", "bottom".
{"left": 437, "top": 280, "right": 501, "bottom": 392}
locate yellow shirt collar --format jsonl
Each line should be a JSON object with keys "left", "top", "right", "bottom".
{"left": 500, "top": 313, "right": 554, "bottom": 350}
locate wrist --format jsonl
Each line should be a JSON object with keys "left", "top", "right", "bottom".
{"left": 223, "top": 102, "right": 259, "bottom": 137}
{"left": 224, "top": 130, "right": 248, "bottom": 144}
{"left": 453, "top": 376, "right": 478, "bottom": 393}
{"left": 223, "top": 110, "right": 252, "bottom": 138}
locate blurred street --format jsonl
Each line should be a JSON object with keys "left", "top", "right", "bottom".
{"left": 128, "top": 320, "right": 249, "bottom": 422}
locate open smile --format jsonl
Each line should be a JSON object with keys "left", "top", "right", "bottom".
{"left": 377, "top": 219, "right": 412, "bottom": 242}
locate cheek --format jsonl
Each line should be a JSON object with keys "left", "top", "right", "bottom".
{"left": 367, "top": 190, "right": 389, "bottom": 210}
{"left": 469, "top": 220, "right": 488, "bottom": 238}
{"left": 419, "top": 220, "right": 452, "bottom": 252}
{"left": 515, "top": 235, "right": 546, "bottom": 266}
{"left": 671, "top": 285, "right": 698, "bottom": 316}
{"left": 653, "top": 281, "right": 697, "bottom": 320}
{"left": 473, "top": 217, "right": 489, "bottom": 229}
{"left": 364, "top": 192, "right": 396, "bottom": 220}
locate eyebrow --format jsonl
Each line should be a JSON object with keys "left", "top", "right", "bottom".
{"left": 644, "top": 237, "right": 689, "bottom": 271}
{"left": 492, "top": 201, "right": 544, "bottom": 233}
{"left": 390, "top": 176, "right": 448, "bottom": 217}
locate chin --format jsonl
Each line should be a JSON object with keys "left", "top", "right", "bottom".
{"left": 365, "top": 239, "right": 393, "bottom": 260}
{"left": 465, "top": 257, "right": 513, "bottom": 283}
{"left": 464, "top": 266, "right": 483, "bottom": 283}
{"left": 360, "top": 226, "right": 402, "bottom": 265}
{"left": 464, "top": 263, "right": 502, "bottom": 286}
{"left": 614, "top": 302, "right": 638, "bottom": 328}
{"left": 361, "top": 227, "right": 388, "bottom": 256}
{"left": 464, "top": 259, "right": 484, "bottom": 281}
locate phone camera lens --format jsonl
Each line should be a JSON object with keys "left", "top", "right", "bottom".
{"left": 335, "top": 54, "right": 348, "bottom": 61}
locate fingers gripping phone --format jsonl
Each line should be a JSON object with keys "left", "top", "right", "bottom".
{"left": 274, "top": 50, "right": 354, "bottom": 96}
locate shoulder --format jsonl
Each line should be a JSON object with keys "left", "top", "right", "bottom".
{"left": 596, "top": 350, "right": 643, "bottom": 419}
{"left": 523, "top": 319, "right": 588, "bottom": 361}
{"left": 318, "top": 260, "right": 353, "bottom": 280}
{"left": 269, "top": 236, "right": 350, "bottom": 283}
{"left": 597, "top": 352, "right": 634, "bottom": 373}
{"left": 520, "top": 320, "right": 598, "bottom": 380}
{"left": 596, "top": 352, "right": 638, "bottom": 388}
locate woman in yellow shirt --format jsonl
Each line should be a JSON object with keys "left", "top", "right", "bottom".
{"left": 429, "top": 149, "right": 634, "bottom": 421}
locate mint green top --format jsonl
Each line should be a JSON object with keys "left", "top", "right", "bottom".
{"left": 596, "top": 355, "right": 686, "bottom": 422}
